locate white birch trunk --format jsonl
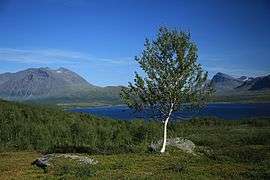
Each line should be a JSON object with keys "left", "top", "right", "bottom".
{"left": 160, "top": 104, "right": 173, "bottom": 153}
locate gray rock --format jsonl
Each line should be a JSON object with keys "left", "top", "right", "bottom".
{"left": 31, "top": 159, "right": 48, "bottom": 173}
{"left": 32, "top": 153, "right": 98, "bottom": 172}
{"left": 59, "top": 154, "right": 98, "bottom": 165}
{"left": 150, "top": 137, "right": 196, "bottom": 154}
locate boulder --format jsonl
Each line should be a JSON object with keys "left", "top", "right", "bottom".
{"left": 31, "top": 153, "right": 98, "bottom": 172}
{"left": 150, "top": 137, "right": 196, "bottom": 154}
{"left": 31, "top": 159, "right": 48, "bottom": 173}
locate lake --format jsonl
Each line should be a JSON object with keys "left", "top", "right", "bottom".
{"left": 69, "top": 103, "right": 270, "bottom": 120}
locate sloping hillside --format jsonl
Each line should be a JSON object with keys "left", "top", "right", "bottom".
{"left": 0, "top": 99, "right": 269, "bottom": 179}
{"left": 210, "top": 72, "right": 270, "bottom": 102}
{"left": 0, "top": 99, "right": 161, "bottom": 153}
{"left": 0, "top": 68, "right": 122, "bottom": 106}
{"left": 210, "top": 72, "right": 243, "bottom": 93}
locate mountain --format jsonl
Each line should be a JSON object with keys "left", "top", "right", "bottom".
{"left": 1, "top": 68, "right": 269, "bottom": 105}
{"left": 0, "top": 67, "right": 122, "bottom": 105}
{"left": 237, "top": 76, "right": 248, "bottom": 81}
{"left": 211, "top": 72, "right": 270, "bottom": 93}
{"left": 236, "top": 75, "right": 270, "bottom": 91}
{"left": 210, "top": 72, "right": 243, "bottom": 93}
{"left": 209, "top": 72, "right": 270, "bottom": 102}
{"left": 0, "top": 67, "right": 92, "bottom": 99}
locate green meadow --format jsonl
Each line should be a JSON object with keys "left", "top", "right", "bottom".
{"left": 0, "top": 99, "right": 269, "bottom": 179}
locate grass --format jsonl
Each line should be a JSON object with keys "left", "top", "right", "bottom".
{"left": 1, "top": 118, "right": 269, "bottom": 179}
{"left": 0, "top": 151, "right": 256, "bottom": 179}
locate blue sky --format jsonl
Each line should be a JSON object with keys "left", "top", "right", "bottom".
{"left": 0, "top": 0, "right": 269, "bottom": 86}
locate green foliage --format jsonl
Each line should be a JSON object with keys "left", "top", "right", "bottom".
{"left": 56, "top": 164, "right": 95, "bottom": 178}
{"left": 0, "top": 100, "right": 269, "bottom": 179}
{"left": 121, "top": 27, "right": 212, "bottom": 118}
{"left": 0, "top": 99, "right": 163, "bottom": 153}
{"left": 1, "top": 99, "right": 270, "bottom": 155}
{"left": 163, "top": 162, "right": 185, "bottom": 172}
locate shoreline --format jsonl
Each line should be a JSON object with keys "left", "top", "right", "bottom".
{"left": 64, "top": 101, "right": 270, "bottom": 110}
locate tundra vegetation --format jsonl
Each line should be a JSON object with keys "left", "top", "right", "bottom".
{"left": 0, "top": 99, "right": 270, "bottom": 179}
{"left": 121, "top": 27, "right": 212, "bottom": 153}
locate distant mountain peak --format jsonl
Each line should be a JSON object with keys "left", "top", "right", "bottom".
{"left": 238, "top": 76, "right": 248, "bottom": 81}
{"left": 248, "top": 75, "right": 270, "bottom": 91}
{"left": 216, "top": 72, "right": 227, "bottom": 76}
{"left": 0, "top": 67, "right": 93, "bottom": 100}
{"left": 211, "top": 72, "right": 244, "bottom": 93}
{"left": 211, "top": 72, "right": 270, "bottom": 92}
{"left": 214, "top": 72, "right": 238, "bottom": 80}
{"left": 57, "top": 67, "right": 70, "bottom": 71}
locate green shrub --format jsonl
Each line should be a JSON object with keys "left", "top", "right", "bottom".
{"left": 56, "top": 164, "right": 95, "bottom": 178}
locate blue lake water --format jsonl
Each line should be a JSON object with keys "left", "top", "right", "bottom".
{"left": 69, "top": 103, "right": 270, "bottom": 120}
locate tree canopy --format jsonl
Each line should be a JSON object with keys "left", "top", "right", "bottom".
{"left": 121, "top": 27, "right": 212, "bottom": 120}
{"left": 121, "top": 27, "right": 212, "bottom": 153}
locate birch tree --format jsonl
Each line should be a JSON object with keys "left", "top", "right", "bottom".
{"left": 120, "top": 27, "right": 212, "bottom": 153}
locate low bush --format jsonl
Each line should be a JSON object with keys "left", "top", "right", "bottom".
{"left": 56, "top": 164, "right": 95, "bottom": 178}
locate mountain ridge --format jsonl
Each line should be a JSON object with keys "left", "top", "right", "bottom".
{"left": 0, "top": 68, "right": 269, "bottom": 105}
{"left": 0, "top": 67, "right": 122, "bottom": 105}
{"left": 210, "top": 72, "right": 270, "bottom": 92}
{"left": 210, "top": 72, "right": 243, "bottom": 93}
{"left": 0, "top": 67, "right": 92, "bottom": 99}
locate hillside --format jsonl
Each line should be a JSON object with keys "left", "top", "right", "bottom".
{"left": 0, "top": 68, "right": 122, "bottom": 106}
{"left": 210, "top": 72, "right": 270, "bottom": 102}
{"left": 0, "top": 99, "right": 161, "bottom": 153}
{"left": 210, "top": 72, "right": 243, "bottom": 93}
{"left": 210, "top": 72, "right": 270, "bottom": 93}
{"left": 0, "top": 99, "right": 269, "bottom": 179}
{"left": 0, "top": 67, "right": 92, "bottom": 99}
{"left": 236, "top": 75, "right": 270, "bottom": 91}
